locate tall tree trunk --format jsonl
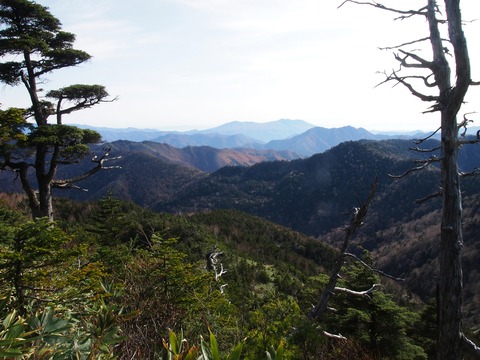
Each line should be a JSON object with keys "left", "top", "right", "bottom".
{"left": 437, "top": 111, "right": 463, "bottom": 360}
{"left": 436, "top": 1, "right": 470, "bottom": 358}
{"left": 36, "top": 178, "right": 54, "bottom": 221}
{"left": 34, "top": 144, "right": 54, "bottom": 221}
{"left": 339, "top": 0, "right": 477, "bottom": 357}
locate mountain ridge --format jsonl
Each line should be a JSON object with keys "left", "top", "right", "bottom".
{"left": 80, "top": 120, "right": 430, "bottom": 157}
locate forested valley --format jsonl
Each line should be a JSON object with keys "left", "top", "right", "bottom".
{"left": 0, "top": 190, "right": 454, "bottom": 359}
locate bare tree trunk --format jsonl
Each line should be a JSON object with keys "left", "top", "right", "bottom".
{"left": 436, "top": 1, "right": 470, "bottom": 358}
{"left": 438, "top": 112, "right": 463, "bottom": 359}
{"left": 34, "top": 144, "right": 55, "bottom": 221}
{"left": 309, "top": 180, "right": 377, "bottom": 320}
{"left": 338, "top": 0, "right": 479, "bottom": 357}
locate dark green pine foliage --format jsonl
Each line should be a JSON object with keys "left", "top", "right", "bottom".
{"left": 0, "top": 0, "right": 115, "bottom": 220}
{"left": 324, "top": 255, "right": 428, "bottom": 360}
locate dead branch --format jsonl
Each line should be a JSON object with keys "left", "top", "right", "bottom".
{"left": 206, "top": 250, "right": 228, "bottom": 283}
{"left": 52, "top": 183, "right": 88, "bottom": 191}
{"left": 459, "top": 139, "right": 480, "bottom": 146}
{"left": 399, "top": 74, "right": 437, "bottom": 88}
{"left": 334, "top": 284, "right": 381, "bottom": 299}
{"left": 323, "top": 331, "right": 347, "bottom": 341}
{"left": 308, "top": 179, "right": 377, "bottom": 320}
{"left": 458, "top": 112, "right": 477, "bottom": 138}
{"left": 388, "top": 156, "right": 440, "bottom": 179}
{"left": 414, "top": 126, "right": 441, "bottom": 144}
{"left": 461, "top": 334, "right": 480, "bottom": 359}
{"left": 415, "top": 190, "right": 442, "bottom": 204}
{"left": 338, "top": 0, "right": 427, "bottom": 18}
{"left": 380, "top": 71, "right": 438, "bottom": 103}
{"left": 396, "top": 49, "right": 433, "bottom": 69}
{"left": 409, "top": 146, "right": 441, "bottom": 153}
{"left": 379, "top": 37, "right": 431, "bottom": 50}
{"left": 459, "top": 168, "right": 480, "bottom": 178}
{"left": 379, "top": 37, "right": 449, "bottom": 51}
{"left": 344, "top": 252, "right": 405, "bottom": 281}
{"left": 377, "top": 71, "right": 437, "bottom": 89}
{"left": 52, "top": 149, "right": 121, "bottom": 189}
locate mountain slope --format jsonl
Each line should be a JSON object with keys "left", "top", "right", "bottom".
{"left": 151, "top": 133, "right": 264, "bottom": 149}
{"left": 104, "top": 141, "right": 300, "bottom": 172}
{"left": 195, "top": 119, "right": 316, "bottom": 142}
{"left": 265, "top": 126, "right": 382, "bottom": 156}
{"left": 155, "top": 140, "right": 415, "bottom": 231}
{"left": 0, "top": 140, "right": 302, "bottom": 204}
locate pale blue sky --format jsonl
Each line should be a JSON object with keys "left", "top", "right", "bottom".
{"left": 2, "top": 0, "right": 480, "bottom": 132}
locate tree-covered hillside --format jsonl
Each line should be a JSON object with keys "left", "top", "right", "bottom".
{"left": 0, "top": 195, "right": 444, "bottom": 359}
{"left": 157, "top": 139, "right": 480, "bottom": 237}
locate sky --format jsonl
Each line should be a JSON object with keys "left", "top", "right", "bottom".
{"left": 1, "top": 0, "right": 480, "bottom": 132}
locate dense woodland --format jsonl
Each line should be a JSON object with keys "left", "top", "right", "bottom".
{"left": 0, "top": 193, "right": 457, "bottom": 359}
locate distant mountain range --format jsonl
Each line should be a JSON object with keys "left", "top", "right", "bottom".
{"left": 79, "top": 119, "right": 437, "bottom": 157}
{"left": 191, "top": 119, "right": 316, "bottom": 142}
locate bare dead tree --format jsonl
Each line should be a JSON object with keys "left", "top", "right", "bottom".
{"left": 309, "top": 180, "right": 385, "bottom": 321}
{"left": 206, "top": 250, "right": 228, "bottom": 294}
{"left": 339, "top": 1, "right": 480, "bottom": 358}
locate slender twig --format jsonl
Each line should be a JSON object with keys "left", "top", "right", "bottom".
{"left": 344, "top": 253, "right": 405, "bottom": 281}
{"left": 409, "top": 146, "right": 441, "bottom": 153}
{"left": 414, "top": 126, "right": 441, "bottom": 144}
{"left": 415, "top": 190, "right": 442, "bottom": 204}
{"left": 388, "top": 156, "right": 440, "bottom": 179}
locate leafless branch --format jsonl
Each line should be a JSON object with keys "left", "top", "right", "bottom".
{"left": 458, "top": 112, "right": 477, "bottom": 138}
{"left": 379, "top": 70, "right": 438, "bottom": 103}
{"left": 379, "top": 37, "right": 431, "bottom": 50}
{"left": 414, "top": 126, "right": 441, "bottom": 144}
{"left": 215, "top": 263, "right": 227, "bottom": 281}
{"left": 52, "top": 183, "right": 88, "bottom": 191}
{"left": 459, "top": 168, "right": 480, "bottom": 178}
{"left": 396, "top": 49, "right": 433, "bottom": 69}
{"left": 388, "top": 156, "right": 440, "bottom": 179}
{"left": 409, "top": 146, "right": 441, "bottom": 153}
{"left": 459, "top": 139, "right": 480, "bottom": 146}
{"left": 309, "top": 179, "right": 377, "bottom": 320}
{"left": 401, "top": 74, "right": 437, "bottom": 88}
{"left": 344, "top": 253, "right": 405, "bottom": 281}
{"left": 206, "top": 250, "right": 227, "bottom": 281}
{"left": 414, "top": 189, "right": 442, "bottom": 204}
{"left": 379, "top": 37, "right": 450, "bottom": 52}
{"left": 338, "top": 0, "right": 427, "bottom": 18}
{"left": 51, "top": 149, "right": 121, "bottom": 189}
{"left": 378, "top": 71, "right": 437, "bottom": 88}
{"left": 323, "top": 331, "right": 347, "bottom": 341}
{"left": 461, "top": 334, "right": 480, "bottom": 359}
{"left": 334, "top": 284, "right": 381, "bottom": 299}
